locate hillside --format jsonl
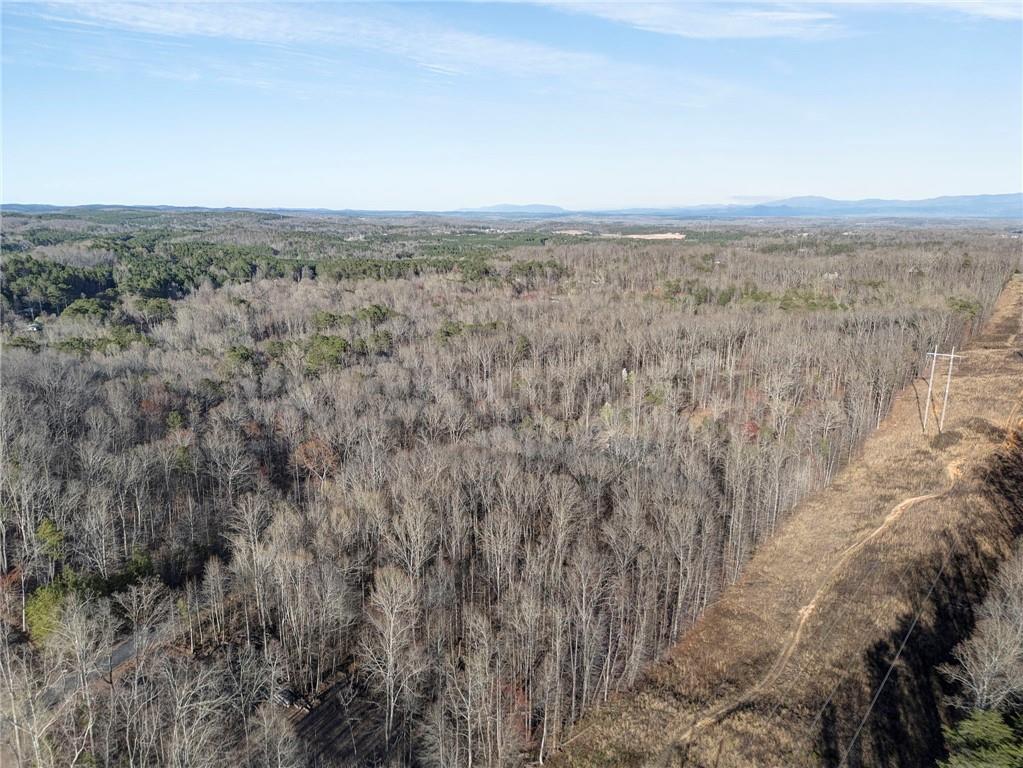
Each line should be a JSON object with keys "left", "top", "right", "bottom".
{"left": 552, "top": 276, "right": 1023, "bottom": 767}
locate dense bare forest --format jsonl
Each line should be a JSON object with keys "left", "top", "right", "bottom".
{"left": 1, "top": 209, "right": 1018, "bottom": 766}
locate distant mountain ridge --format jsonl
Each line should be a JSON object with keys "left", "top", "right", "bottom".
{"left": 599, "top": 193, "right": 1023, "bottom": 218}
{"left": 4, "top": 194, "right": 1020, "bottom": 219}
{"left": 449, "top": 194, "right": 1021, "bottom": 218}
{"left": 458, "top": 204, "right": 567, "bottom": 214}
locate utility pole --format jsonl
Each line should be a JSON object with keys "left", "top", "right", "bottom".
{"left": 939, "top": 346, "right": 960, "bottom": 432}
{"left": 924, "top": 347, "right": 964, "bottom": 433}
{"left": 923, "top": 345, "right": 938, "bottom": 432}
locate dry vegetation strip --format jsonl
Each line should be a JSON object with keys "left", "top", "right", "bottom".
{"left": 552, "top": 275, "right": 1023, "bottom": 767}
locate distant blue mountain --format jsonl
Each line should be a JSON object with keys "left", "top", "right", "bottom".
{"left": 600, "top": 193, "right": 1023, "bottom": 219}
{"left": 3, "top": 194, "right": 1020, "bottom": 219}
{"left": 456, "top": 194, "right": 1022, "bottom": 218}
{"left": 458, "top": 204, "right": 568, "bottom": 214}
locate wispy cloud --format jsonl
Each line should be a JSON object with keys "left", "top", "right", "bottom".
{"left": 894, "top": 0, "right": 1022, "bottom": 20}
{"left": 544, "top": 2, "right": 841, "bottom": 39}
{"left": 26, "top": 1, "right": 607, "bottom": 78}
{"left": 8, "top": 1, "right": 751, "bottom": 111}
{"left": 543, "top": 0, "right": 1021, "bottom": 39}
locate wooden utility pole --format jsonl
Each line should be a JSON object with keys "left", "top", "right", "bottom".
{"left": 924, "top": 347, "right": 964, "bottom": 433}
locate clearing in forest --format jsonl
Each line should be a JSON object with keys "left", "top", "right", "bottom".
{"left": 552, "top": 275, "right": 1023, "bottom": 768}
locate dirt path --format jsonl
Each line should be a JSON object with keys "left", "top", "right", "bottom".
{"left": 667, "top": 485, "right": 946, "bottom": 754}
{"left": 674, "top": 455, "right": 970, "bottom": 747}
{"left": 553, "top": 275, "right": 1023, "bottom": 768}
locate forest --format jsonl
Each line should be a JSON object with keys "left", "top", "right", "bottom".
{"left": 1, "top": 208, "right": 1019, "bottom": 767}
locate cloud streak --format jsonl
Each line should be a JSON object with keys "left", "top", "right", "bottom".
{"left": 897, "top": 0, "right": 1022, "bottom": 20}
{"left": 11, "top": 1, "right": 749, "bottom": 112}
{"left": 543, "top": 0, "right": 1021, "bottom": 39}
{"left": 28, "top": 2, "right": 607, "bottom": 78}
{"left": 545, "top": 2, "right": 841, "bottom": 39}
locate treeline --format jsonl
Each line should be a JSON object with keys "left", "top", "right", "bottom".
{"left": 1, "top": 212, "right": 573, "bottom": 316}
{"left": 1, "top": 245, "right": 495, "bottom": 316}
{"left": 2, "top": 230, "right": 566, "bottom": 320}
{"left": 1, "top": 254, "right": 116, "bottom": 315}
{"left": 0, "top": 228, "right": 1018, "bottom": 767}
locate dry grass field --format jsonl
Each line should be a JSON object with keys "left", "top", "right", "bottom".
{"left": 552, "top": 276, "right": 1023, "bottom": 768}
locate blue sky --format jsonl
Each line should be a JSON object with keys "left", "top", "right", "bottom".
{"left": 2, "top": 1, "right": 1021, "bottom": 209}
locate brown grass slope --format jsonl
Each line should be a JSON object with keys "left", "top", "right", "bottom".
{"left": 551, "top": 275, "right": 1023, "bottom": 768}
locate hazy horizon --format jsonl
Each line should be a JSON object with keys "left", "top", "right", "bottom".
{"left": 4, "top": 191, "right": 1022, "bottom": 215}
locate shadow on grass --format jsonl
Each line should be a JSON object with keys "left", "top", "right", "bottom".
{"left": 816, "top": 428, "right": 1023, "bottom": 768}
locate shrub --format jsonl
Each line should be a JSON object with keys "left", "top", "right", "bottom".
{"left": 688, "top": 284, "right": 712, "bottom": 306}
{"left": 459, "top": 258, "right": 493, "bottom": 282}
{"left": 103, "top": 325, "right": 149, "bottom": 351}
{"left": 513, "top": 334, "right": 531, "bottom": 361}
{"left": 369, "top": 330, "right": 394, "bottom": 355}
{"left": 741, "top": 281, "right": 774, "bottom": 303}
{"left": 305, "top": 335, "right": 350, "bottom": 373}
{"left": 947, "top": 296, "right": 983, "bottom": 319}
{"left": 265, "top": 340, "right": 292, "bottom": 360}
{"left": 136, "top": 297, "right": 174, "bottom": 325}
{"left": 4, "top": 336, "right": 40, "bottom": 352}
{"left": 25, "top": 580, "right": 68, "bottom": 643}
{"left": 226, "top": 345, "right": 259, "bottom": 369}
{"left": 716, "top": 285, "right": 737, "bottom": 306}
{"left": 103, "top": 550, "right": 155, "bottom": 595}
{"left": 356, "top": 303, "right": 391, "bottom": 326}
{"left": 662, "top": 279, "right": 682, "bottom": 297}
{"left": 312, "top": 310, "right": 353, "bottom": 331}
{"left": 37, "top": 519, "right": 65, "bottom": 561}
{"left": 940, "top": 710, "right": 1023, "bottom": 768}
{"left": 508, "top": 259, "right": 568, "bottom": 282}
{"left": 779, "top": 288, "right": 841, "bottom": 311}
{"left": 437, "top": 320, "right": 464, "bottom": 341}
{"left": 55, "top": 337, "right": 97, "bottom": 355}
{"left": 62, "top": 298, "right": 109, "bottom": 320}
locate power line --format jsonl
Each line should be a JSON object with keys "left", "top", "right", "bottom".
{"left": 836, "top": 555, "right": 948, "bottom": 768}
{"left": 725, "top": 553, "right": 885, "bottom": 765}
